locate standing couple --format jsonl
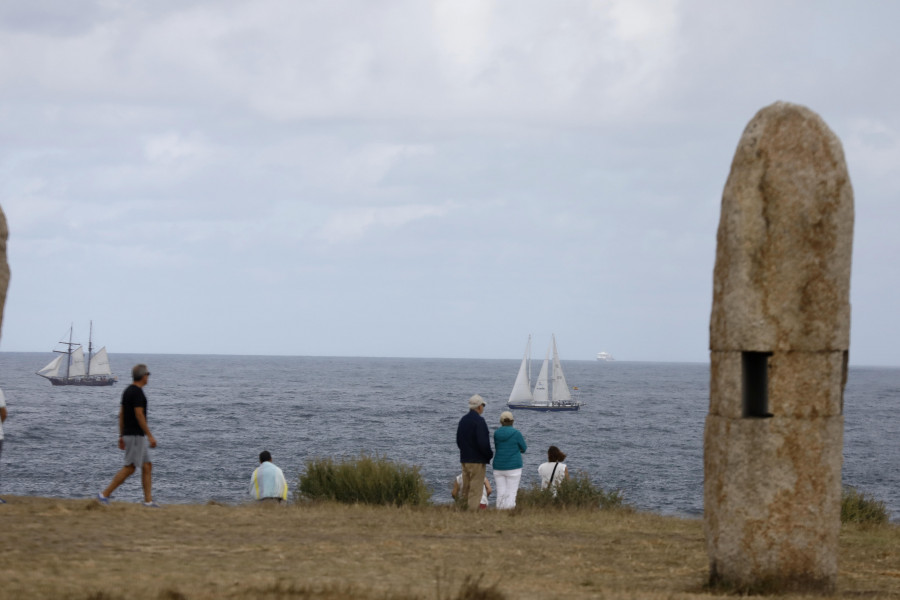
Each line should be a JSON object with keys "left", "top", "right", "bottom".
{"left": 457, "top": 394, "right": 567, "bottom": 510}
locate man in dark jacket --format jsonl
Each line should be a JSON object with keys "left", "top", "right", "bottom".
{"left": 456, "top": 394, "right": 493, "bottom": 510}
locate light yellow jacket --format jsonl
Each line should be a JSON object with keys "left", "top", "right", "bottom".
{"left": 249, "top": 461, "right": 288, "bottom": 500}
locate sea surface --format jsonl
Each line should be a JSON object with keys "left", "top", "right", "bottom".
{"left": 0, "top": 353, "right": 897, "bottom": 519}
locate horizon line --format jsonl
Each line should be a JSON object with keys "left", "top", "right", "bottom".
{"left": 1, "top": 349, "right": 894, "bottom": 369}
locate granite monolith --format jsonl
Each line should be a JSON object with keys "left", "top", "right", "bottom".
{"left": 705, "top": 101, "right": 853, "bottom": 593}
{"left": 0, "top": 205, "right": 8, "bottom": 333}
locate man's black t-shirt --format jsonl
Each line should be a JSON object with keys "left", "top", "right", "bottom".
{"left": 121, "top": 384, "right": 148, "bottom": 436}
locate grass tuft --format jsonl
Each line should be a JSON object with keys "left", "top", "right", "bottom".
{"left": 842, "top": 485, "right": 889, "bottom": 526}
{"left": 706, "top": 573, "right": 835, "bottom": 596}
{"left": 248, "top": 580, "right": 422, "bottom": 599}
{"left": 451, "top": 574, "right": 506, "bottom": 600}
{"left": 296, "top": 454, "right": 432, "bottom": 507}
{"left": 247, "top": 575, "right": 505, "bottom": 600}
{"left": 515, "top": 471, "right": 630, "bottom": 510}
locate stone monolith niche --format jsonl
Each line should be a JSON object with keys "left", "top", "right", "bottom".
{"left": 0, "top": 205, "right": 8, "bottom": 332}
{"left": 705, "top": 102, "right": 853, "bottom": 593}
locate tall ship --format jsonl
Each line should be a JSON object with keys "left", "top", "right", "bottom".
{"left": 36, "top": 322, "right": 117, "bottom": 386}
{"left": 507, "top": 334, "right": 581, "bottom": 412}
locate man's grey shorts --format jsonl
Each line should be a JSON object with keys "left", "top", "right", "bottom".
{"left": 122, "top": 435, "right": 151, "bottom": 466}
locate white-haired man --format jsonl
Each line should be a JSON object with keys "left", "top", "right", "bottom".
{"left": 455, "top": 394, "right": 493, "bottom": 510}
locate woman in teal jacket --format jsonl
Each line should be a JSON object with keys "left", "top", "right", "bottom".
{"left": 492, "top": 411, "right": 527, "bottom": 509}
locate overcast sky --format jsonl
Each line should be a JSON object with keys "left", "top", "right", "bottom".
{"left": 1, "top": 0, "right": 898, "bottom": 365}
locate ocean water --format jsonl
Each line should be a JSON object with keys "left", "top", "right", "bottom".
{"left": 0, "top": 353, "right": 897, "bottom": 519}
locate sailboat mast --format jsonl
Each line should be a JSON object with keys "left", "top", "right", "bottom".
{"left": 550, "top": 334, "right": 555, "bottom": 399}
{"left": 65, "top": 324, "right": 73, "bottom": 380}
{"left": 526, "top": 334, "right": 532, "bottom": 388}
{"left": 87, "top": 321, "right": 94, "bottom": 376}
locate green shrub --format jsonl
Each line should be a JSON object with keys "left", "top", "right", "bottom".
{"left": 515, "top": 471, "right": 629, "bottom": 510}
{"left": 841, "top": 486, "right": 889, "bottom": 525}
{"left": 296, "top": 454, "right": 432, "bottom": 507}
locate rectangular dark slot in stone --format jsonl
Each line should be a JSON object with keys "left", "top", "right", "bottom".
{"left": 841, "top": 350, "right": 848, "bottom": 415}
{"left": 742, "top": 351, "right": 773, "bottom": 418}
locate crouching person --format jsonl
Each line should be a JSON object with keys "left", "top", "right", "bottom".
{"left": 250, "top": 450, "right": 288, "bottom": 503}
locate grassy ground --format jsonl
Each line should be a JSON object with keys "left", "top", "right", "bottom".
{"left": 1, "top": 496, "right": 899, "bottom": 600}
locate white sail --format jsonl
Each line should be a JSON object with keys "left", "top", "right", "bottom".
{"left": 508, "top": 336, "right": 534, "bottom": 405}
{"left": 551, "top": 334, "right": 572, "bottom": 403}
{"left": 532, "top": 345, "right": 551, "bottom": 405}
{"left": 38, "top": 355, "right": 64, "bottom": 377}
{"left": 69, "top": 347, "right": 86, "bottom": 377}
{"left": 89, "top": 347, "right": 112, "bottom": 376}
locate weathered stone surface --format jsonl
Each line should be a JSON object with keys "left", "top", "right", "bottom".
{"left": 0, "top": 205, "right": 8, "bottom": 335}
{"left": 704, "top": 415, "right": 842, "bottom": 592}
{"left": 710, "top": 101, "right": 853, "bottom": 353}
{"left": 709, "top": 350, "right": 846, "bottom": 419}
{"left": 705, "top": 103, "right": 852, "bottom": 593}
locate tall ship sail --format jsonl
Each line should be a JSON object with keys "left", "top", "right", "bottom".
{"left": 37, "top": 322, "right": 117, "bottom": 386}
{"left": 507, "top": 334, "right": 581, "bottom": 412}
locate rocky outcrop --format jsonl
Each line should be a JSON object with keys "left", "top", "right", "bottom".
{"left": 0, "top": 205, "right": 8, "bottom": 335}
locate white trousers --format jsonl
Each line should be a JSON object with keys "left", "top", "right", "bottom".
{"left": 493, "top": 468, "right": 522, "bottom": 510}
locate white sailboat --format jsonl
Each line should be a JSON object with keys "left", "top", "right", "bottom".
{"left": 507, "top": 334, "right": 581, "bottom": 412}
{"left": 37, "top": 322, "right": 117, "bottom": 386}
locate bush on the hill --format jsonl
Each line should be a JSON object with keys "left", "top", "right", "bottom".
{"left": 841, "top": 486, "right": 889, "bottom": 525}
{"left": 516, "top": 471, "right": 629, "bottom": 510}
{"left": 296, "top": 454, "right": 432, "bottom": 507}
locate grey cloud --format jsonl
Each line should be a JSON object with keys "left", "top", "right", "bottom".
{"left": 1, "top": 1, "right": 899, "bottom": 364}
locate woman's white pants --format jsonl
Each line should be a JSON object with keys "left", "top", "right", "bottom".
{"left": 493, "top": 468, "right": 522, "bottom": 510}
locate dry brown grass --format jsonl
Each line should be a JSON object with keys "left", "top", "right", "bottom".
{"left": 0, "top": 496, "right": 898, "bottom": 599}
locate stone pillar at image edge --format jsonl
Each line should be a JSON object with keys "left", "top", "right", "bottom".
{"left": 704, "top": 101, "right": 853, "bottom": 593}
{"left": 0, "top": 205, "right": 8, "bottom": 332}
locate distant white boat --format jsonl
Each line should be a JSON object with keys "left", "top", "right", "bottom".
{"left": 596, "top": 352, "right": 615, "bottom": 362}
{"left": 37, "top": 322, "right": 117, "bottom": 386}
{"left": 507, "top": 335, "right": 581, "bottom": 412}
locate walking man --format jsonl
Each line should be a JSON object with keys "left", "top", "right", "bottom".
{"left": 98, "top": 364, "right": 158, "bottom": 507}
{"left": 456, "top": 394, "right": 493, "bottom": 510}
{"left": 249, "top": 450, "right": 288, "bottom": 503}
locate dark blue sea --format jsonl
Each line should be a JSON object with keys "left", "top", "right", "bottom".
{"left": 0, "top": 353, "right": 897, "bottom": 519}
